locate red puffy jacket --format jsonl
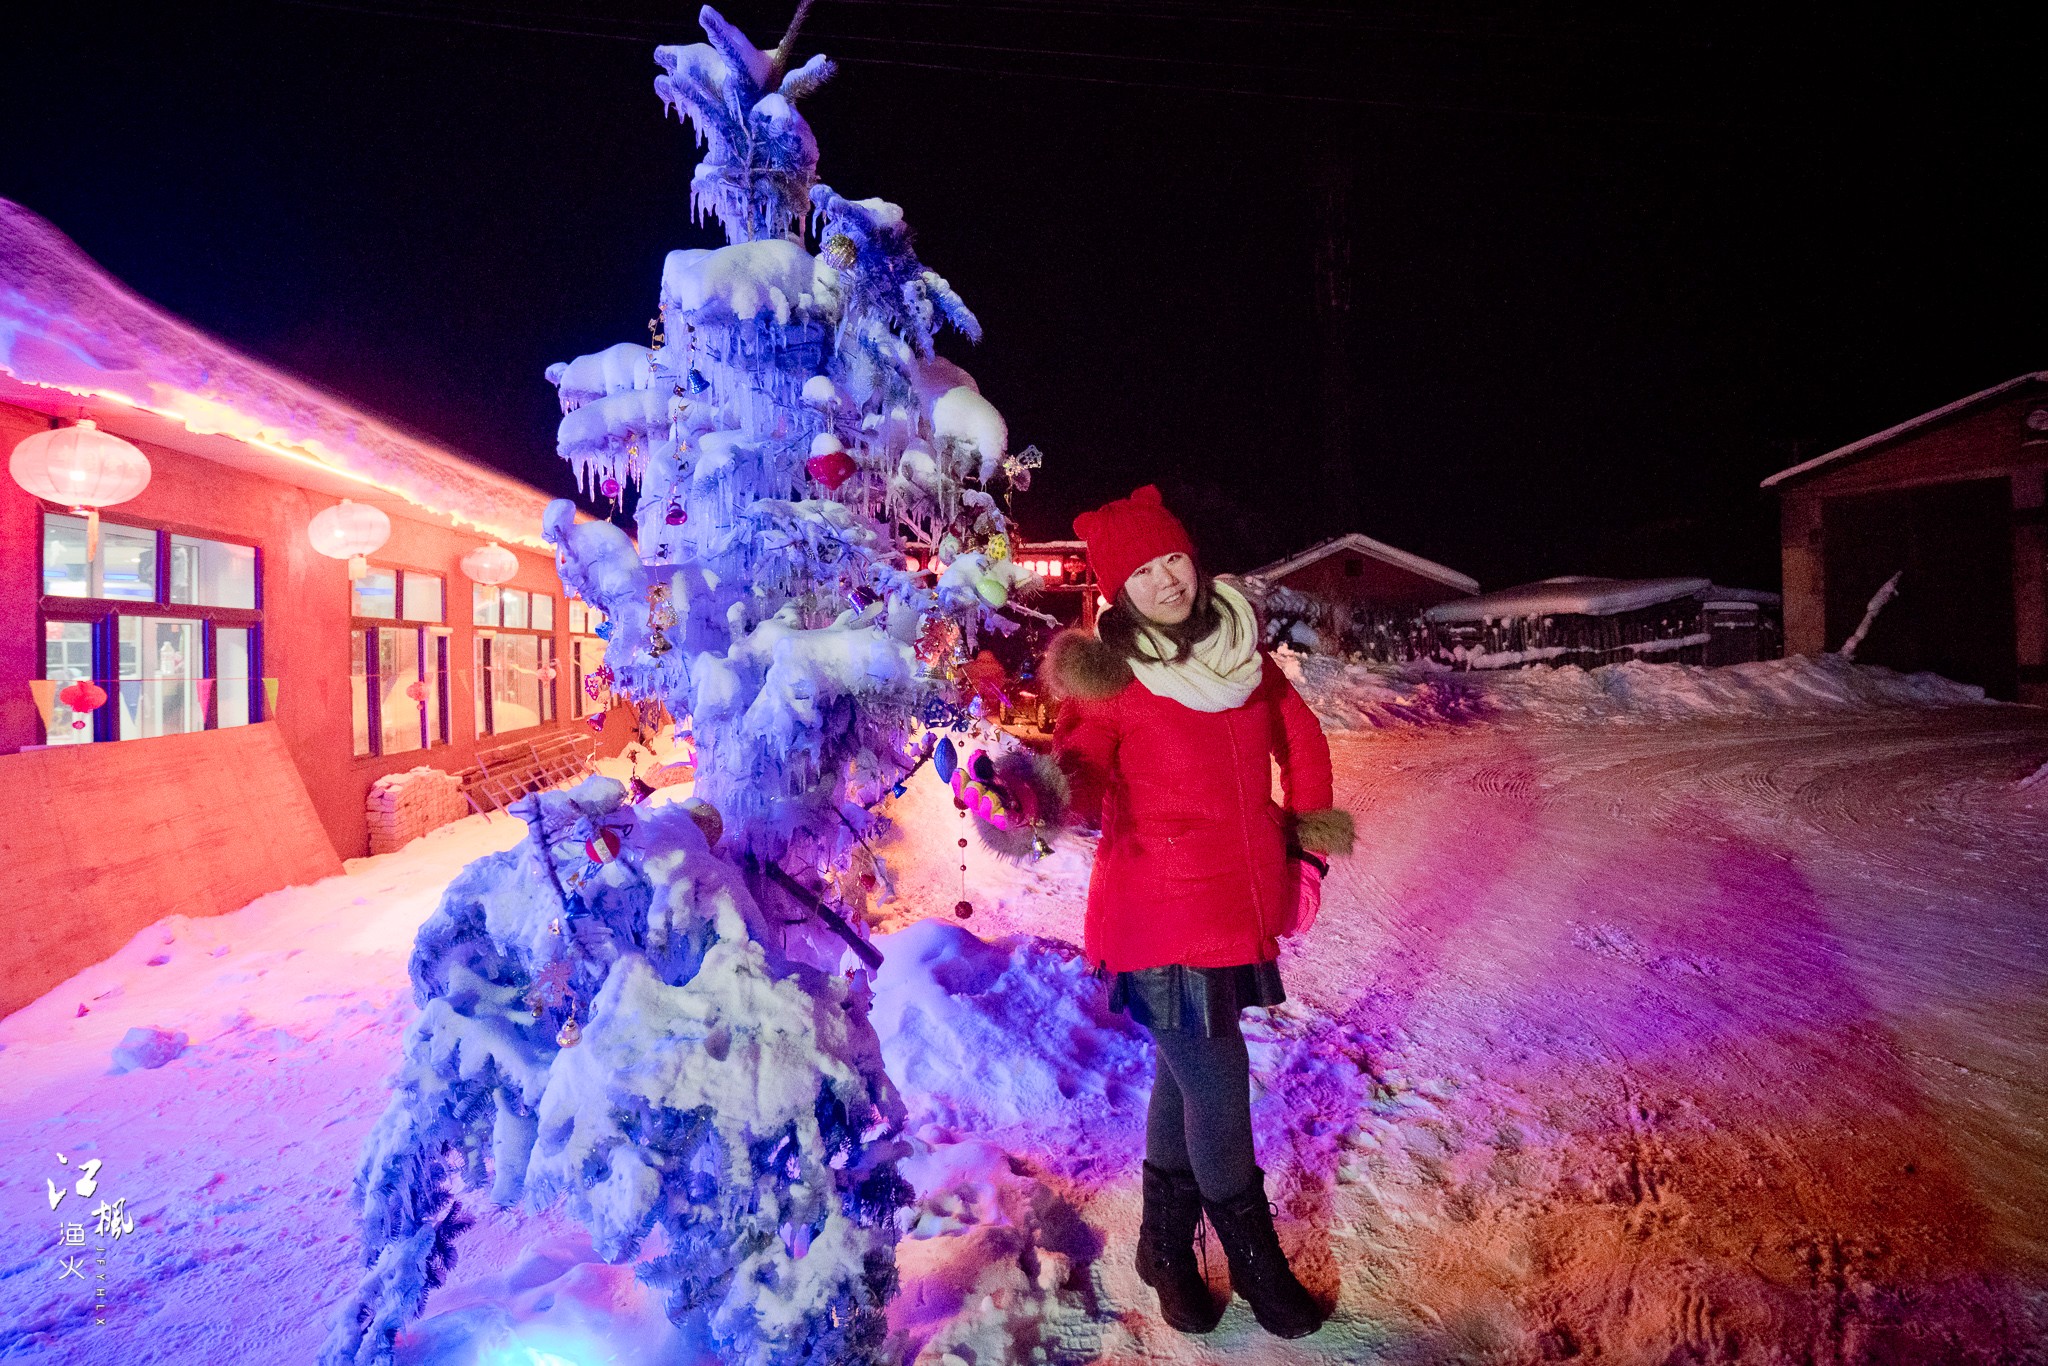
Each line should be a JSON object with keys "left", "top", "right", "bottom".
{"left": 1047, "top": 635, "right": 1334, "bottom": 973}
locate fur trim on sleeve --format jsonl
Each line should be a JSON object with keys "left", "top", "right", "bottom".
{"left": 1043, "top": 629, "right": 1133, "bottom": 702}
{"left": 1291, "top": 807, "right": 1355, "bottom": 857}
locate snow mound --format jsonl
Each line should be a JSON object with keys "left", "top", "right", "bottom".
{"left": 1282, "top": 649, "right": 1997, "bottom": 731}
{"left": 111, "top": 1025, "right": 188, "bottom": 1072}
{"left": 863, "top": 920, "right": 1148, "bottom": 1142}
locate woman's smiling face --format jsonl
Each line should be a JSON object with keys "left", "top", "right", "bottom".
{"left": 1124, "top": 551, "right": 1197, "bottom": 625}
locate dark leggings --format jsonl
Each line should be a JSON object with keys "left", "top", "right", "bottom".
{"left": 1144, "top": 1017, "right": 1258, "bottom": 1203}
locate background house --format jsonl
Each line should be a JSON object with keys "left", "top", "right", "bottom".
{"left": 1765, "top": 372, "right": 2048, "bottom": 703}
{"left": 0, "top": 199, "right": 626, "bottom": 1017}
{"left": 1246, "top": 531, "right": 1479, "bottom": 659}
{"left": 1422, "top": 577, "right": 1783, "bottom": 670}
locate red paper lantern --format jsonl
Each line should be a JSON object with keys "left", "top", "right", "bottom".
{"left": 59, "top": 680, "right": 107, "bottom": 713}
{"left": 805, "top": 450, "right": 857, "bottom": 491}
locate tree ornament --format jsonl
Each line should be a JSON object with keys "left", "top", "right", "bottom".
{"left": 984, "top": 532, "right": 1010, "bottom": 562}
{"left": 933, "top": 736, "right": 958, "bottom": 784}
{"left": 586, "top": 828, "right": 623, "bottom": 864}
{"left": 601, "top": 477, "right": 623, "bottom": 499}
{"left": 822, "top": 233, "right": 858, "bottom": 269}
{"left": 684, "top": 367, "right": 710, "bottom": 395}
{"left": 405, "top": 681, "right": 426, "bottom": 703}
{"left": 806, "top": 449, "right": 857, "bottom": 490}
{"left": 555, "top": 1014, "right": 582, "bottom": 1047}
{"left": 666, "top": 501, "right": 687, "bottom": 525}
{"left": 954, "top": 900, "right": 973, "bottom": 919}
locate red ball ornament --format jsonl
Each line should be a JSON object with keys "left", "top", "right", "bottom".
{"left": 954, "top": 900, "right": 974, "bottom": 919}
{"left": 601, "top": 477, "right": 622, "bottom": 499}
{"left": 805, "top": 450, "right": 857, "bottom": 491}
{"left": 665, "top": 502, "right": 687, "bottom": 525}
{"left": 586, "top": 828, "right": 623, "bottom": 864}
{"left": 957, "top": 837, "right": 969, "bottom": 849}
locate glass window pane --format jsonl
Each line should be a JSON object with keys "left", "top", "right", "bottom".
{"left": 98, "top": 524, "right": 157, "bottom": 602}
{"left": 491, "top": 633, "right": 540, "bottom": 733}
{"left": 473, "top": 636, "right": 488, "bottom": 737}
{"left": 379, "top": 627, "right": 423, "bottom": 755}
{"left": 216, "top": 627, "right": 251, "bottom": 728}
{"left": 530, "top": 594, "right": 554, "bottom": 631}
{"left": 351, "top": 629, "right": 371, "bottom": 756}
{"left": 402, "top": 572, "right": 443, "bottom": 623}
{"left": 352, "top": 568, "right": 397, "bottom": 620}
{"left": 429, "top": 631, "right": 450, "bottom": 745}
{"left": 567, "top": 599, "right": 587, "bottom": 634}
{"left": 473, "top": 583, "right": 499, "bottom": 627}
{"left": 44, "top": 620, "right": 95, "bottom": 744}
{"left": 573, "top": 636, "right": 606, "bottom": 718}
{"left": 170, "top": 535, "right": 256, "bottom": 609}
{"left": 43, "top": 514, "right": 90, "bottom": 598}
{"left": 118, "top": 617, "right": 202, "bottom": 739}
{"left": 500, "top": 588, "right": 528, "bottom": 630}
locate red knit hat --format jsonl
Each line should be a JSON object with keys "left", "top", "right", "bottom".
{"left": 1072, "top": 484, "right": 1196, "bottom": 598}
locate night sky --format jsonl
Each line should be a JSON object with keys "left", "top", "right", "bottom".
{"left": 5, "top": 3, "right": 2040, "bottom": 591}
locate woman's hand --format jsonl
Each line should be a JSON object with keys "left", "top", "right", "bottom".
{"left": 1290, "top": 808, "right": 1355, "bottom": 857}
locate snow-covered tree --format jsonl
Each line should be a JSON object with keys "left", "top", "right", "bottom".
{"left": 321, "top": 8, "right": 1035, "bottom": 1365}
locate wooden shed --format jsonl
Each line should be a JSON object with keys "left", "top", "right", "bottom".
{"left": 1764, "top": 372, "right": 2048, "bottom": 703}
{"left": 1246, "top": 532, "right": 1478, "bottom": 659}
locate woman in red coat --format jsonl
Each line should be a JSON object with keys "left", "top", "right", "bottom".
{"left": 1043, "top": 485, "right": 1353, "bottom": 1340}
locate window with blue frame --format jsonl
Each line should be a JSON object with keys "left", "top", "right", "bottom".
{"left": 37, "top": 512, "right": 262, "bottom": 745}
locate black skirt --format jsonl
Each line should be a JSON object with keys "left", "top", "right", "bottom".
{"left": 1107, "top": 960, "right": 1286, "bottom": 1038}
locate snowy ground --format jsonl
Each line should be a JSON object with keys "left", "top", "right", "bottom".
{"left": 4, "top": 659, "right": 2048, "bottom": 1364}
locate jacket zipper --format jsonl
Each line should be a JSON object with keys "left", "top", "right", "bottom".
{"left": 1223, "top": 714, "right": 1270, "bottom": 947}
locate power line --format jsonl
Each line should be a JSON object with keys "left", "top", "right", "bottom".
{"left": 274, "top": 0, "right": 1740, "bottom": 127}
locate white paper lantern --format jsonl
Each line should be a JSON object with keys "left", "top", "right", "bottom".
{"left": 460, "top": 542, "right": 519, "bottom": 586}
{"left": 308, "top": 499, "right": 392, "bottom": 579}
{"left": 11, "top": 418, "right": 152, "bottom": 556}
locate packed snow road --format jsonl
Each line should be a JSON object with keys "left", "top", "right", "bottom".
{"left": 2, "top": 698, "right": 2045, "bottom": 1364}
{"left": 874, "top": 698, "right": 2048, "bottom": 1363}
{"left": 1263, "top": 710, "right": 2048, "bottom": 1363}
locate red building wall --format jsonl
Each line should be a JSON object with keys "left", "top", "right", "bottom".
{"left": 0, "top": 399, "right": 628, "bottom": 859}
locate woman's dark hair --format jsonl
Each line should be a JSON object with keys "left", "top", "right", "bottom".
{"left": 1097, "top": 574, "right": 1223, "bottom": 665}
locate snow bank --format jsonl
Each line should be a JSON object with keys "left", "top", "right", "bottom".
{"left": 863, "top": 919, "right": 1148, "bottom": 1143}
{"left": 1280, "top": 649, "right": 1996, "bottom": 731}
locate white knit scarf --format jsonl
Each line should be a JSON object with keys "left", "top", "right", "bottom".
{"left": 1129, "top": 579, "right": 1263, "bottom": 712}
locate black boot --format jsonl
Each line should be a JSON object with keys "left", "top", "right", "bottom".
{"left": 1202, "top": 1168, "right": 1328, "bottom": 1339}
{"left": 1135, "top": 1161, "right": 1224, "bottom": 1333}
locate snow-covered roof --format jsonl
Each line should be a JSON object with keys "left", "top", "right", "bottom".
{"left": 1424, "top": 576, "right": 1712, "bottom": 623}
{"left": 1248, "top": 532, "right": 1480, "bottom": 595}
{"left": 1760, "top": 371, "right": 2048, "bottom": 490}
{"left": 0, "top": 197, "right": 558, "bottom": 548}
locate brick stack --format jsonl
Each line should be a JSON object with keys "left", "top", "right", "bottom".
{"left": 366, "top": 767, "right": 469, "bottom": 854}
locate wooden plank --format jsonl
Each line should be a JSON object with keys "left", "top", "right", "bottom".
{"left": 0, "top": 722, "right": 343, "bottom": 1019}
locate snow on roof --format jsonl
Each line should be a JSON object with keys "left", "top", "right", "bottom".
{"left": 1761, "top": 371, "right": 2048, "bottom": 489}
{"left": 0, "top": 197, "right": 558, "bottom": 547}
{"left": 1247, "top": 532, "right": 1480, "bottom": 595}
{"left": 1424, "top": 576, "right": 1712, "bottom": 623}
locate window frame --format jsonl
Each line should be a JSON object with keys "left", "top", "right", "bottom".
{"left": 350, "top": 564, "right": 453, "bottom": 759}
{"left": 35, "top": 510, "right": 265, "bottom": 744}
{"left": 568, "top": 599, "right": 608, "bottom": 719}
{"left": 473, "top": 586, "right": 559, "bottom": 739}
